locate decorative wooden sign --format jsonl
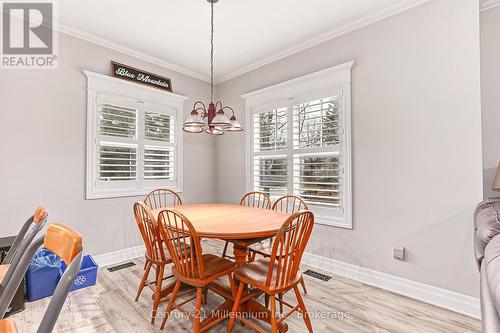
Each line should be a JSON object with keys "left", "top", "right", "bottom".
{"left": 111, "top": 61, "right": 172, "bottom": 92}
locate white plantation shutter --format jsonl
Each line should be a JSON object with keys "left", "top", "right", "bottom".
{"left": 97, "top": 101, "right": 138, "bottom": 183}
{"left": 144, "top": 111, "right": 173, "bottom": 142}
{"left": 253, "top": 108, "right": 287, "bottom": 152}
{"left": 251, "top": 97, "right": 343, "bottom": 207}
{"left": 99, "top": 145, "right": 137, "bottom": 181}
{"left": 293, "top": 155, "right": 340, "bottom": 207}
{"left": 253, "top": 107, "right": 288, "bottom": 198}
{"left": 88, "top": 90, "right": 181, "bottom": 198}
{"left": 144, "top": 147, "right": 174, "bottom": 180}
{"left": 99, "top": 103, "right": 137, "bottom": 138}
{"left": 293, "top": 97, "right": 340, "bottom": 149}
{"left": 293, "top": 96, "right": 342, "bottom": 208}
{"left": 143, "top": 111, "right": 175, "bottom": 181}
{"left": 245, "top": 62, "right": 352, "bottom": 227}
{"left": 85, "top": 71, "right": 185, "bottom": 199}
{"left": 253, "top": 157, "right": 288, "bottom": 197}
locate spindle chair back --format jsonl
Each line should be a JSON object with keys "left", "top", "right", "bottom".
{"left": 157, "top": 209, "right": 204, "bottom": 280}
{"left": 144, "top": 189, "right": 182, "bottom": 210}
{"left": 266, "top": 210, "right": 314, "bottom": 290}
{"left": 239, "top": 191, "right": 271, "bottom": 209}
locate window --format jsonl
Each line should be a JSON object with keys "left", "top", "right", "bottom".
{"left": 293, "top": 96, "right": 341, "bottom": 207}
{"left": 84, "top": 70, "right": 185, "bottom": 199}
{"left": 253, "top": 107, "right": 288, "bottom": 197}
{"left": 244, "top": 62, "right": 352, "bottom": 228}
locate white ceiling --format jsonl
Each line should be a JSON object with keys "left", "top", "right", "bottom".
{"left": 58, "top": 0, "right": 430, "bottom": 83}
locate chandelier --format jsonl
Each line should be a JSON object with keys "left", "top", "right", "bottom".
{"left": 182, "top": 0, "right": 243, "bottom": 135}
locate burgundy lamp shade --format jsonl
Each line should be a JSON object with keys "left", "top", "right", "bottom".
{"left": 224, "top": 115, "right": 243, "bottom": 131}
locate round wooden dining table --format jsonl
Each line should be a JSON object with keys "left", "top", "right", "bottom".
{"left": 152, "top": 203, "right": 291, "bottom": 332}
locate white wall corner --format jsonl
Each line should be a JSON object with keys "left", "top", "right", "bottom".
{"left": 302, "top": 252, "right": 480, "bottom": 319}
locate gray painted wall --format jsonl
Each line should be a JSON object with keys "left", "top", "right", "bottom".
{"left": 0, "top": 0, "right": 484, "bottom": 299}
{"left": 481, "top": 6, "right": 500, "bottom": 199}
{"left": 0, "top": 32, "right": 216, "bottom": 256}
{"left": 215, "top": 0, "right": 482, "bottom": 297}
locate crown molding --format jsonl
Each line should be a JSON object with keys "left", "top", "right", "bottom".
{"left": 55, "top": 0, "right": 432, "bottom": 85}
{"left": 216, "top": 0, "right": 431, "bottom": 84}
{"left": 481, "top": 0, "right": 500, "bottom": 11}
{"left": 55, "top": 23, "right": 211, "bottom": 83}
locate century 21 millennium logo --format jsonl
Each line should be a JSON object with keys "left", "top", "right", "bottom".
{"left": 1, "top": 1, "right": 58, "bottom": 69}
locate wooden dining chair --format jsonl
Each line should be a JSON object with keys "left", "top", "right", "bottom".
{"left": 227, "top": 210, "right": 315, "bottom": 333}
{"left": 143, "top": 189, "right": 183, "bottom": 270}
{"left": 221, "top": 191, "right": 272, "bottom": 259}
{"left": 144, "top": 188, "right": 183, "bottom": 210}
{"left": 133, "top": 202, "right": 176, "bottom": 324}
{"left": 157, "top": 209, "right": 236, "bottom": 332}
{"left": 249, "top": 195, "right": 309, "bottom": 297}
{"left": 239, "top": 191, "right": 272, "bottom": 209}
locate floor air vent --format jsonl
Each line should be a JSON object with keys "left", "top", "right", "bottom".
{"left": 303, "top": 269, "right": 332, "bottom": 282}
{"left": 107, "top": 262, "right": 136, "bottom": 272}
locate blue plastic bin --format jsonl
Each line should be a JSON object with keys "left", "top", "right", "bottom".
{"left": 26, "top": 248, "right": 62, "bottom": 301}
{"left": 61, "top": 255, "right": 98, "bottom": 291}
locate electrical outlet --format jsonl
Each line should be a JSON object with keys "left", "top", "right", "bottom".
{"left": 393, "top": 247, "right": 405, "bottom": 261}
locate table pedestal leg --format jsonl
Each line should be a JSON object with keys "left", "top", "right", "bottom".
{"left": 233, "top": 243, "right": 249, "bottom": 267}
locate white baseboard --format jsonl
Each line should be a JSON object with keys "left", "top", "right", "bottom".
{"left": 91, "top": 245, "right": 480, "bottom": 319}
{"left": 302, "top": 252, "right": 480, "bottom": 319}
{"left": 93, "top": 245, "right": 145, "bottom": 268}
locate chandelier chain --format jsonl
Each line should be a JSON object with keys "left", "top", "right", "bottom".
{"left": 182, "top": 1, "right": 243, "bottom": 134}
{"left": 210, "top": 1, "right": 214, "bottom": 102}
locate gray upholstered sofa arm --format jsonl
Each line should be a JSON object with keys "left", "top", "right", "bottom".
{"left": 475, "top": 198, "right": 500, "bottom": 333}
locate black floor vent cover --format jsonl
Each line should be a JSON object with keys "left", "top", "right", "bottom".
{"left": 304, "top": 269, "right": 332, "bottom": 282}
{"left": 107, "top": 262, "right": 136, "bottom": 272}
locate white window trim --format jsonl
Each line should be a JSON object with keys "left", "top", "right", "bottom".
{"left": 242, "top": 61, "right": 353, "bottom": 229}
{"left": 83, "top": 70, "right": 187, "bottom": 200}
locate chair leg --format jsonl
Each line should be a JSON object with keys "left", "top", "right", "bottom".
{"left": 270, "top": 295, "right": 278, "bottom": 333}
{"left": 278, "top": 293, "right": 284, "bottom": 314}
{"left": 135, "top": 261, "right": 152, "bottom": 301}
{"left": 193, "top": 288, "right": 203, "bottom": 332}
{"left": 155, "top": 263, "right": 161, "bottom": 281}
{"left": 246, "top": 249, "right": 256, "bottom": 262}
{"left": 299, "top": 276, "right": 308, "bottom": 294}
{"left": 151, "top": 264, "right": 165, "bottom": 324}
{"left": 228, "top": 274, "right": 236, "bottom": 297}
{"left": 222, "top": 241, "right": 229, "bottom": 258}
{"left": 227, "top": 282, "right": 244, "bottom": 333}
{"left": 294, "top": 286, "right": 313, "bottom": 333}
{"left": 160, "top": 280, "right": 181, "bottom": 330}
{"left": 202, "top": 287, "right": 208, "bottom": 305}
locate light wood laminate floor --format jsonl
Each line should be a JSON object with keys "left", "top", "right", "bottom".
{"left": 11, "top": 239, "right": 480, "bottom": 332}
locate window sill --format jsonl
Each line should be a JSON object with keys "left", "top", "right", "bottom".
{"left": 86, "top": 187, "right": 182, "bottom": 200}
{"left": 315, "top": 215, "right": 352, "bottom": 229}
